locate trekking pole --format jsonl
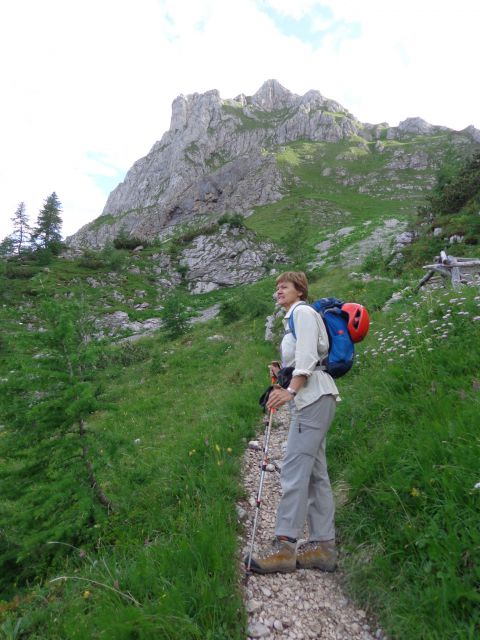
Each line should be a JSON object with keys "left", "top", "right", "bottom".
{"left": 245, "top": 378, "right": 276, "bottom": 575}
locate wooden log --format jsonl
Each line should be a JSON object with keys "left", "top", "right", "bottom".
{"left": 423, "top": 265, "right": 454, "bottom": 276}
{"left": 443, "top": 260, "right": 480, "bottom": 268}
{"left": 415, "top": 269, "right": 436, "bottom": 292}
{"left": 452, "top": 266, "right": 461, "bottom": 289}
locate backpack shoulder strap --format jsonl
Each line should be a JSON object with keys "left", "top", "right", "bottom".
{"left": 287, "top": 302, "right": 308, "bottom": 339}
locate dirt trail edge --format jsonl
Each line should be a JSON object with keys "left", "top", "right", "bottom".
{"left": 238, "top": 405, "right": 388, "bottom": 640}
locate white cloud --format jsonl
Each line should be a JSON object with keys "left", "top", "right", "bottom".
{"left": 0, "top": 0, "right": 479, "bottom": 241}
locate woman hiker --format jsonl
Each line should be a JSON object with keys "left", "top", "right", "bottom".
{"left": 246, "top": 271, "right": 340, "bottom": 574}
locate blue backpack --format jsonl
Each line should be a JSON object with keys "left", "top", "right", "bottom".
{"left": 288, "top": 298, "right": 354, "bottom": 379}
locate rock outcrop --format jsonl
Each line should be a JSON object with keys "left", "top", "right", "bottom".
{"left": 67, "top": 79, "right": 480, "bottom": 251}
{"left": 178, "top": 225, "right": 288, "bottom": 294}
{"left": 67, "top": 80, "right": 361, "bottom": 248}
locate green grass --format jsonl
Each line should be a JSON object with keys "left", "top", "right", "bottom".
{"left": 329, "top": 283, "right": 480, "bottom": 639}
{"left": 2, "top": 255, "right": 480, "bottom": 638}
{"left": 0, "top": 290, "right": 276, "bottom": 638}
{"left": 245, "top": 136, "right": 437, "bottom": 250}
{"left": 1, "top": 130, "right": 480, "bottom": 639}
{"left": 221, "top": 104, "right": 297, "bottom": 132}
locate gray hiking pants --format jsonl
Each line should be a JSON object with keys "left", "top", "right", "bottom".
{"left": 275, "top": 394, "right": 336, "bottom": 541}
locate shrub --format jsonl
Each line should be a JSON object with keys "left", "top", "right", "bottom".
{"left": 220, "top": 287, "right": 271, "bottom": 324}
{"left": 149, "top": 351, "right": 168, "bottom": 374}
{"left": 161, "top": 293, "right": 191, "bottom": 339}
{"left": 113, "top": 234, "right": 149, "bottom": 250}
{"left": 99, "top": 246, "right": 127, "bottom": 271}
{"left": 360, "top": 246, "right": 395, "bottom": 275}
{"left": 102, "top": 341, "right": 151, "bottom": 367}
{"left": 79, "top": 250, "right": 106, "bottom": 270}
{"left": 5, "top": 265, "right": 40, "bottom": 279}
{"left": 218, "top": 213, "right": 245, "bottom": 228}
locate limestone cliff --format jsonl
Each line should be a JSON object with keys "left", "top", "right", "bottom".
{"left": 68, "top": 80, "right": 480, "bottom": 249}
{"left": 68, "top": 80, "right": 361, "bottom": 248}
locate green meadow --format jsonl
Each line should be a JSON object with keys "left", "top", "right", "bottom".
{"left": 1, "top": 140, "right": 479, "bottom": 639}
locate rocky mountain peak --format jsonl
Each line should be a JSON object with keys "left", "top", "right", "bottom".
{"left": 398, "top": 117, "right": 434, "bottom": 135}
{"left": 250, "top": 79, "right": 296, "bottom": 110}
{"left": 170, "top": 89, "right": 222, "bottom": 131}
{"left": 67, "top": 81, "right": 479, "bottom": 251}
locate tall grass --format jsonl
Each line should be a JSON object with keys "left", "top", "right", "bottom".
{"left": 329, "top": 283, "right": 480, "bottom": 639}
{"left": 0, "top": 282, "right": 276, "bottom": 638}
{"left": 1, "top": 206, "right": 479, "bottom": 638}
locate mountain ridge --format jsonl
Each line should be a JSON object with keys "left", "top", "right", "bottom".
{"left": 67, "top": 80, "right": 480, "bottom": 249}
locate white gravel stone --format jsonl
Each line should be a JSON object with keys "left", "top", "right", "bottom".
{"left": 247, "top": 599, "right": 262, "bottom": 613}
{"left": 247, "top": 621, "right": 269, "bottom": 638}
{"left": 240, "top": 405, "right": 376, "bottom": 640}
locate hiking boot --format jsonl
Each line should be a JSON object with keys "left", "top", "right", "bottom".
{"left": 245, "top": 537, "right": 297, "bottom": 574}
{"left": 296, "top": 540, "right": 337, "bottom": 572}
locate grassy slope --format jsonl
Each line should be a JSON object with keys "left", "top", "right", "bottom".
{"left": 0, "top": 271, "right": 278, "bottom": 639}
{"left": 2, "top": 131, "right": 480, "bottom": 639}
{"left": 245, "top": 133, "right": 473, "bottom": 257}
{"left": 329, "top": 283, "right": 480, "bottom": 640}
{"left": 3, "top": 258, "right": 479, "bottom": 639}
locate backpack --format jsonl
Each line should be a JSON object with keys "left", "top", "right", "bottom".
{"left": 287, "top": 297, "right": 369, "bottom": 379}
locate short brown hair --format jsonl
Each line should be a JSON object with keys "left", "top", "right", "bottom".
{"left": 276, "top": 271, "right": 309, "bottom": 300}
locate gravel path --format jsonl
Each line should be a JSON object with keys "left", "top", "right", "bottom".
{"left": 238, "top": 406, "right": 386, "bottom": 640}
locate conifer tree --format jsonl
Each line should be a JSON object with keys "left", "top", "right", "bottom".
{"left": 10, "top": 201, "right": 31, "bottom": 254}
{"left": 161, "top": 292, "right": 191, "bottom": 338}
{"left": 0, "top": 236, "right": 14, "bottom": 258}
{"left": 0, "top": 296, "right": 113, "bottom": 589}
{"left": 32, "top": 192, "right": 63, "bottom": 253}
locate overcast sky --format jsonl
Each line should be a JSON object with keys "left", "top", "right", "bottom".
{"left": 1, "top": 0, "right": 478, "bottom": 242}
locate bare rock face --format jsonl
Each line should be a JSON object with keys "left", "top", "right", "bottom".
{"left": 66, "top": 79, "right": 480, "bottom": 255}
{"left": 339, "top": 218, "right": 409, "bottom": 266}
{"left": 179, "top": 225, "right": 288, "bottom": 294}
{"left": 68, "top": 80, "right": 361, "bottom": 249}
{"left": 463, "top": 125, "right": 480, "bottom": 143}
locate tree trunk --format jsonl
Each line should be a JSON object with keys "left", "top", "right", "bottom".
{"left": 79, "top": 419, "right": 113, "bottom": 511}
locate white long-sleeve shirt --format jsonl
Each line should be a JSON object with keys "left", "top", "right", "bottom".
{"left": 281, "top": 301, "right": 340, "bottom": 409}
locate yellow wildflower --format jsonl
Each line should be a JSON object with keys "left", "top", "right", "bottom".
{"left": 410, "top": 487, "right": 420, "bottom": 497}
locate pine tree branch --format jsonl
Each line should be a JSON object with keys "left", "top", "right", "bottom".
{"left": 79, "top": 419, "right": 113, "bottom": 512}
